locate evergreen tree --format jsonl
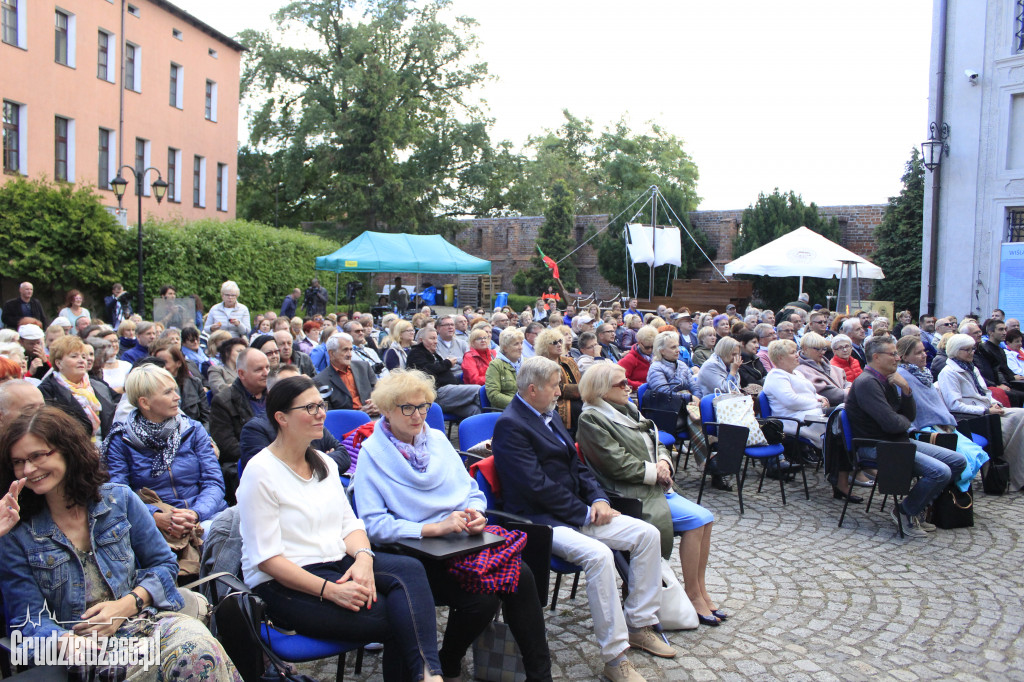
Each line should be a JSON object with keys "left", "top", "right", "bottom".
{"left": 512, "top": 180, "right": 579, "bottom": 295}
{"left": 733, "top": 189, "right": 841, "bottom": 310}
{"left": 870, "top": 149, "right": 924, "bottom": 313}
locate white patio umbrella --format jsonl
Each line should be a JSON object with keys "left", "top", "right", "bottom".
{"left": 724, "top": 226, "right": 884, "bottom": 309}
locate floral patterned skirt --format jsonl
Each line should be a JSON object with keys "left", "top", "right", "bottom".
{"left": 121, "top": 611, "right": 242, "bottom": 681}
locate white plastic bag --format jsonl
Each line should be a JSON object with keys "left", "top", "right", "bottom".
{"left": 655, "top": 558, "right": 697, "bottom": 630}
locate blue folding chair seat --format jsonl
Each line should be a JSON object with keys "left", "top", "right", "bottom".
{"left": 458, "top": 412, "right": 503, "bottom": 452}
{"left": 324, "top": 409, "right": 372, "bottom": 442}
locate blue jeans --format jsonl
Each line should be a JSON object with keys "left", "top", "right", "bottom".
{"left": 861, "top": 441, "right": 967, "bottom": 517}
{"left": 254, "top": 553, "right": 442, "bottom": 680}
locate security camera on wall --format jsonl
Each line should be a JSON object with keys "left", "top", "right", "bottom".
{"left": 965, "top": 69, "right": 979, "bottom": 85}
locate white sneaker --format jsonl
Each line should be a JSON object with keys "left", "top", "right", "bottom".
{"left": 890, "top": 507, "right": 927, "bottom": 538}
{"left": 603, "top": 658, "right": 646, "bottom": 682}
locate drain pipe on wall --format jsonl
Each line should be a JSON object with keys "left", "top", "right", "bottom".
{"left": 926, "top": 0, "right": 948, "bottom": 315}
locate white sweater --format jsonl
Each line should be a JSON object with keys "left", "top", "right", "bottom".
{"left": 763, "top": 368, "right": 824, "bottom": 434}
{"left": 238, "top": 448, "right": 365, "bottom": 588}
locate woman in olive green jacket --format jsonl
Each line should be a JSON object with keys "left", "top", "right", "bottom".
{"left": 577, "top": 363, "right": 725, "bottom": 624}
{"left": 484, "top": 328, "right": 523, "bottom": 409}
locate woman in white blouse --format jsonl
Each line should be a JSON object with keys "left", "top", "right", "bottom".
{"left": 237, "top": 375, "right": 444, "bottom": 681}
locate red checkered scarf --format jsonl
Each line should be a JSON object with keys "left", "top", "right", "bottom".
{"left": 446, "top": 525, "right": 527, "bottom": 594}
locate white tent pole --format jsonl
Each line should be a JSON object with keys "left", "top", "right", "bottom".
{"left": 799, "top": 275, "right": 804, "bottom": 297}
{"left": 649, "top": 187, "right": 657, "bottom": 301}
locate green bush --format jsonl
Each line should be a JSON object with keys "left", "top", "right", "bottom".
{"left": 507, "top": 294, "right": 536, "bottom": 312}
{"left": 0, "top": 177, "right": 124, "bottom": 302}
{"left": 127, "top": 218, "right": 341, "bottom": 316}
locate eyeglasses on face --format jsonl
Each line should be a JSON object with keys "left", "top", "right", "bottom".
{"left": 833, "top": 344, "right": 852, "bottom": 351}
{"left": 396, "top": 402, "right": 432, "bottom": 416}
{"left": 612, "top": 379, "right": 629, "bottom": 389}
{"left": 286, "top": 401, "right": 327, "bottom": 416}
{"left": 550, "top": 339, "right": 563, "bottom": 345}
{"left": 11, "top": 449, "right": 56, "bottom": 472}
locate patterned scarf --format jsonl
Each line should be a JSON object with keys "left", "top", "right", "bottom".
{"left": 951, "top": 357, "right": 986, "bottom": 394}
{"left": 378, "top": 416, "right": 431, "bottom": 473}
{"left": 900, "top": 362, "right": 934, "bottom": 388}
{"left": 103, "top": 410, "right": 187, "bottom": 478}
{"left": 54, "top": 372, "right": 101, "bottom": 438}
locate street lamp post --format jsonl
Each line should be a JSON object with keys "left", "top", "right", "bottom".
{"left": 111, "top": 166, "right": 168, "bottom": 318}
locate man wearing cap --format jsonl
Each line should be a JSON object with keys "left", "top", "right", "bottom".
{"left": 674, "top": 311, "right": 697, "bottom": 355}
{"left": 18, "top": 324, "right": 49, "bottom": 380}
{"left": 2, "top": 282, "right": 48, "bottom": 329}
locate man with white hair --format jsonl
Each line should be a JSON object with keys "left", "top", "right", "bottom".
{"left": 274, "top": 329, "right": 314, "bottom": 376}
{"left": 453, "top": 314, "right": 470, "bottom": 340}
{"left": 314, "top": 333, "right": 378, "bottom": 414}
{"left": 490, "top": 312, "right": 510, "bottom": 345}
{"left": 344, "top": 320, "right": 384, "bottom": 376}
{"left": 492, "top": 357, "right": 675, "bottom": 681}
{"left": 0, "top": 380, "right": 45, "bottom": 423}
{"left": 2, "top": 281, "right": 47, "bottom": 329}
{"left": 210, "top": 347, "right": 269, "bottom": 501}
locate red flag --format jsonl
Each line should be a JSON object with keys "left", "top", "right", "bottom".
{"left": 537, "top": 245, "right": 560, "bottom": 279}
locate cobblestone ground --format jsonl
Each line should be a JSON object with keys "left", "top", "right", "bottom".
{"left": 301, "top": 455, "right": 1024, "bottom": 681}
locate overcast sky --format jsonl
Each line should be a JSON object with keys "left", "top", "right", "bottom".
{"left": 174, "top": 0, "right": 933, "bottom": 210}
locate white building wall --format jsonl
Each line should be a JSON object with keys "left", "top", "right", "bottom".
{"left": 923, "top": 0, "right": 1024, "bottom": 317}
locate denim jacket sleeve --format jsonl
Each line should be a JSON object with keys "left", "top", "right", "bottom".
{"left": 0, "top": 527, "right": 69, "bottom": 639}
{"left": 121, "top": 487, "right": 184, "bottom": 611}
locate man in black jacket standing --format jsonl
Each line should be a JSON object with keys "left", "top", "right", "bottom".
{"left": 405, "top": 327, "right": 481, "bottom": 419}
{"left": 2, "top": 282, "right": 47, "bottom": 329}
{"left": 845, "top": 335, "right": 966, "bottom": 538}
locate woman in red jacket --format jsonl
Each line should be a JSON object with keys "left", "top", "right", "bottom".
{"left": 829, "top": 334, "right": 862, "bottom": 382}
{"left": 618, "top": 325, "right": 658, "bottom": 390}
{"left": 462, "top": 328, "right": 495, "bottom": 385}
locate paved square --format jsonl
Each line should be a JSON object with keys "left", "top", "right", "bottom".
{"left": 303, "top": 462, "right": 1024, "bottom": 681}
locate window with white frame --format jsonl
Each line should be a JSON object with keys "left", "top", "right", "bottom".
{"left": 169, "top": 63, "right": 183, "bottom": 108}
{"left": 1016, "top": 0, "right": 1024, "bottom": 53}
{"left": 97, "top": 29, "right": 116, "bottom": 82}
{"left": 134, "top": 137, "right": 151, "bottom": 195}
{"left": 55, "top": 10, "right": 76, "bottom": 67}
{"left": 98, "top": 127, "right": 115, "bottom": 190}
{"left": 3, "top": 100, "right": 26, "bottom": 174}
{"left": 216, "top": 163, "right": 228, "bottom": 211}
{"left": 193, "top": 155, "right": 206, "bottom": 207}
{"left": 125, "top": 42, "right": 140, "bottom": 92}
{"left": 204, "top": 80, "right": 217, "bottom": 122}
{"left": 2, "top": 0, "right": 25, "bottom": 48}
{"left": 54, "top": 116, "right": 75, "bottom": 182}
{"left": 167, "top": 147, "right": 181, "bottom": 202}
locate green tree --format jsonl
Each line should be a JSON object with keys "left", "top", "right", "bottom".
{"left": 240, "top": 0, "right": 491, "bottom": 234}
{"left": 512, "top": 180, "right": 578, "bottom": 295}
{"left": 869, "top": 148, "right": 924, "bottom": 313}
{"left": 732, "top": 189, "right": 841, "bottom": 309}
{"left": 0, "top": 177, "right": 124, "bottom": 304}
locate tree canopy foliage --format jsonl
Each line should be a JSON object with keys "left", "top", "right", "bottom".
{"left": 869, "top": 149, "right": 924, "bottom": 313}
{"left": 512, "top": 180, "right": 578, "bottom": 294}
{"left": 732, "top": 189, "right": 841, "bottom": 309}
{"left": 239, "top": 0, "right": 492, "bottom": 234}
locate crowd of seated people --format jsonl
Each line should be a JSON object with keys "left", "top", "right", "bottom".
{"left": 0, "top": 278, "right": 1021, "bottom": 681}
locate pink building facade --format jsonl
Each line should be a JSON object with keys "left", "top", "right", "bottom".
{"left": 1, "top": 0, "right": 242, "bottom": 223}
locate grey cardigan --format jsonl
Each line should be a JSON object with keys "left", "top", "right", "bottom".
{"left": 695, "top": 353, "right": 740, "bottom": 398}
{"left": 937, "top": 360, "right": 996, "bottom": 418}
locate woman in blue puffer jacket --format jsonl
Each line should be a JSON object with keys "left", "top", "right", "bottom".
{"left": 102, "top": 364, "right": 226, "bottom": 536}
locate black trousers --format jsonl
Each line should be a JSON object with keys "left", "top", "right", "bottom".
{"left": 421, "top": 559, "right": 552, "bottom": 682}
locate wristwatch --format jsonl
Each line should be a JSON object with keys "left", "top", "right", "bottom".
{"left": 354, "top": 547, "right": 375, "bottom": 560}
{"left": 130, "top": 592, "right": 145, "bottom": 615}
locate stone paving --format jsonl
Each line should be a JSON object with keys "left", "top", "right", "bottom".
{"left": 302, "top": 457, "right": 1024, "bottom": 681}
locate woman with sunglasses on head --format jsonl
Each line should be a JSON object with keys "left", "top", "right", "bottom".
{"left": 535, "top": 327, "right": 583, "bottom": 437}
{"left": 577, "top": 363, "right": 723, "bottom": 627}
{"left": 0, "top": 407, "right": 241, "bottom": 679}
{"left": 355, "top": 370, "right": 552, "bottom": 681}
{"left": 236, "top": 375, "right": 445, "bottom": 681}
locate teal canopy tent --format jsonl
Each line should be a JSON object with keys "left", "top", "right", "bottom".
{"left": 315, "top": 231, "right": 492, "bottom": 308}
{"left": 315, "top": 231, "right": 491, "bottom": 274}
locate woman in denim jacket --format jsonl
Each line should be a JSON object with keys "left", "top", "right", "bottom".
{"left": 0, "top": 407, "right": 240, "bottom": 679}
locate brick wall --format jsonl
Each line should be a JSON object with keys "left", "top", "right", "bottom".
{"left": 372, "top": 203, "right": 887, "bottom": 302}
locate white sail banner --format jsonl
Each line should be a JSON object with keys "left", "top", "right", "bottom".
{"left": 626, "top": 223, "right": 655, "bottom": 266}
{"left": 654, "top": 226, "right": 681, "bottom": 267}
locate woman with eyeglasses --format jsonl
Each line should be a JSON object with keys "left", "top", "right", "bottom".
{"left": 794, "top": 332, "right": 849, "bottom": 408}
{"left": 102, "top": 364, "right": 226, "bottom": 537}
{"left": 536, "top": 327, "right": 583, "bottom": 437}
{"left": 620, "top": 325, "right": 658, "bottom": 391}
{"left": 237, "top": 375, "right": 446, "bottom": 681}
{"left": 829, "top": 333, "right": 863, "bottom": 382}
{"left": 0, "top": 407, "right": 242, "bottom": 679}
{"left": 937, "top": 334, "right": 1024, "bottom": 491}
{"left": 577, "top": 363, "right": 723, "bottom": 626}
{"left": 355, "top": 370, "right": 552, "bottom": 681}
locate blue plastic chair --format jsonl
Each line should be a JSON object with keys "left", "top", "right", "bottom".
{"left": 458, "top": 412, "right": 503, "bottom": 451}
{"left": 758, "top": 391, "right": 823, "bottom": 471}
{"left": 478, "top": 385, "right": 504, "bottom": 413}
{"left": 695, "top": 394, "right": 797, "bottom": 512}
{"left": 637, "top": 383, "right": 691, "bottom": 468}
{"left": 324, "top": 409, "right": 372, "bottom": 442}
{"left": 425, "top": 399, "right": 459, "bottom": 436}
{"left": 259, "top": 624, "right": 365, "bottom": 682}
